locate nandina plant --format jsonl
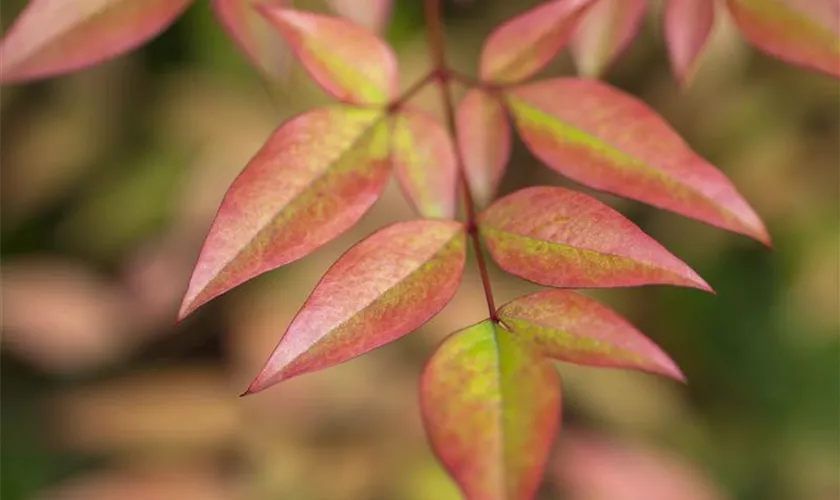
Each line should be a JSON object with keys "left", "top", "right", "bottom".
{"left": 3, "top": 0, "right": 837, "bottom": 497}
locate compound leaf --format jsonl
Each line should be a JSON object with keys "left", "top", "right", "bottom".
{"left": 179, "top": 106, "right": 391, "bottom": 319}
{"left": 213, "top": 0, "right": 291, "bottom": 78}
{"left": 258, "top": 6, "right": 398, "bottom": 104}
{"left": 571, "top": 0, "right": 649, "bottom": 77}
{"left": 505, "top": 78, "right": 770, "bottom": 244}
{"left": 391, "top": 108, "right": 459, "bottom": 219}
{"left": 479, "top": 0, "right": 596, "bottom": 84}
{"left": 478, "top": 186, "right": 712, "bottom": 291}
{"left": 456, "top": 89, "right": 513, "bottom": 207}
{"left": 245, "top": 220, "right": 466, "bottom": 393}
{"left": 664, "top": 0, "right": 716, "bottom": 85}
{"left": 498, "top": 289, "right": 684, "bottom": 381}
{"left": 421, "top": 320, "right": 560, "bottom": 500}
{"left": 0, "top": 0, "right": 193, "bottom": 83}
{"left": 726, "top": 0, "right": 840, "bottom": 78}
{"left": 327, "top": 0, "right": 392, "bottom": 32}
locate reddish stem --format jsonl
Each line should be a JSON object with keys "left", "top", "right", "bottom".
{"left": 424, "top": 0, "right": 499, "bottom": 322}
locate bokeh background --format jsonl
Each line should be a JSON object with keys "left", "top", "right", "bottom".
{"left": 1, "top": 1, "right": 838, "bottom": 499}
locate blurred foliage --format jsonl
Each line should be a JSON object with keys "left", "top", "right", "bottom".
{"left": 1, "top": 1, "right": 838, "bottom": 499}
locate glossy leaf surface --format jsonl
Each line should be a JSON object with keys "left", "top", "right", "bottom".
{"left": 479, "top": 0, "right": 595, "bottom": 84}
{"left": 179, "top": 106, "right": 391, "bottom": 319}
{"left": 213, "top": 0, "right": 290, "bottom": 78}
{"left": 506, "top": 78, "right": 770, "bottom": 243}
{"left": 456, "top": 89, "right": 513, "bottom": 207}
{"left": 391, "top": 108, "right": 458, "bottom": 219}
{"left": 571, "top": 0, "right": 648, "bottom": 77}
{"left": 498, "top": 290, "right": 684, "bottom": 380}
{"left": 421, "top": 320, "right": 560, "bottom": 500}
{"left": 327, "top": 0, "right": 392, "bottom": 32}
{"left": 665, "top": 0, "right": 716, "bottom": 84}
{"left": 726, "top": 0, "right": 840, "bottom": 78}
{"left": 258, "top": 7, "right": 398, "bottom": 104}
{"left": 246, "top": 220, "right": 467, "bottom": 393}
{"left": 478, "top": 186, "right": 711, "bottom": 291}
{"left": 0, "top": 0, "right": 193, "bottom": 83}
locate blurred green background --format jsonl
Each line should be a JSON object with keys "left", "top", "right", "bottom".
{"left": 1, "top": 1, "right": 838, "bottom": 499}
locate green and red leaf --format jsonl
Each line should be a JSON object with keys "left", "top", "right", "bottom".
{"left": 258, "top": 6, "right": 398, "bottom": 104}
{"left": 390, "top": 108, "right": 459, "bottom": 219}
{"left": 213, "top": 0, "right": 291, "bottom": 78}
{"left": 0, "top": 0, "right": 193, "bottom": 83}
{"left": 665, "top": 0, "right": 716, "bottom": 85}
{"left": 505, "top": 78, "right": 770, "bottom": 244}
{"left": 245, "top": 220, "right": 466, "bottom": 393}
{"left": 421, "top": 320, "right": 561, "bottom": 500}
{"left": 327, "top": 0, "right": 392, "bottom": 32}
{"left": 479, "top": 0, "right": 596, "bottom": 84}
{"left": 179, "top": 106, "right": 391, "bottom": 319}
{"left": 478, "top": 186, "right": 712, "bottom": 291}
{"left": 726, "top": 0, "right": 840, "bottom": 78}
{"left": 571, "top": 0, "right": 649, "bottom": 77}
{"left": 456, "top": 89, "right": 513, "bottom": 207}
{"left": 498, "top": 290, "right": 684, "bottom": 380}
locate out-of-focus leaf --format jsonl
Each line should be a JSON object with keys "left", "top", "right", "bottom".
{"left": 505, "top": 78, "right": 770, "bottom": 244}
{"left": 245, "top": 220, "right": 466, "bottom": 393}
{"left": 498, "top": 290, "right": 684, "bottom": 380}
{"left": 478, "top": 186, "right": 712, "bottom": 291}
{"left": 258, "top": 7, "right": 398, "bottom": 104}
{"left": 571, "top": 0, "right": 649, "bottom": 77}
{"left": 0, "top": 0, "right": 193, "bottom": 83}
{"left": 179, "top": 106, "right": 390, "bottom": 319}
{"left": 420, "top": 320, "right": 560, "bottom": 500}
{"left": 726, "top": 0, "right": 840, "bottom": 78}
{"left": 664, "top": 0, "right": 716, "bottom": 85}
{"left": 455, "top": 89, "right": 512, "bottom": 207}
{"left": 212, "top": 0, "right": 290, "bottom": 78}
{"left": 479, "top": 0, "right": 596, "bottom": 84}
{"left": 391, "top": 108, "right": 458, "bottom": 218}
{"left": 327, "top": 0, "right": 392, "bottom": 32}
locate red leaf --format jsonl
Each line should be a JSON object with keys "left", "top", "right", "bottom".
{"left": 478, "top": 186, "right": 712, "bottom": 291}
{"left": 179, "top": 106, "right": 391, "bottom": 319}
{"left": 505, "top": 78, "right": 770, "bottom": 244}
{"left": 327, "top": 0, "right": 392, "bottom": 32}
{"left": 665, "top": 0, "right": 716, "bottom": 85}
{"left": 498, "top": 290, "right": 684, "bottom": 381}
{"left": 726, "top": 0, "right": 840, "bottom": 78}
{"left": 212, "top": 0, "right": 291, "bottom": 78}
{"left": 420, "top": 320, "right": 561, "bottom": 500}
{"left": 245, "top": 220, "right": 466, "bottom": 392}
{"left": 456, "top": 89, "right": 513, "bottom": 207}
{"left": 258, "top": 6, "right": 398, "bottom": 104}
{"left": 0, "top": 0, "right": 193, "bottom": 83}
{"left": 479, "top": 0, "right": 596, "bottom": 84}
{"left": 391, "top": 108, "right": 459, "bottom": 218}
{"left": 571, "top": 0, "right": 649, "bottom": 77}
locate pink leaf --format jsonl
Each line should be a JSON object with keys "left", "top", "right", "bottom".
{"left": 212, "top": 0, "right": 291, "bottom": 78}
{"left": 505, "top": 78, "right": 770, "bottom": 244}
{"left": 664, "top": 0, "right": 716, "bottom": 85}
{"left": 478, "top": 186, "right": 712, "bottom": 291}
{"left": 391, "top": 107, "right": 459, "bottom": 218}
{"left": 327, "top": 0, "right": 392, "bottom": 32}
{"left": 258, "top": 6, "right": 398, "bottom": 104}
{"left": 571, "top": 0, "right": 649, "bottom": 77}
{"left": 498, "top": 290, "right": 685, "bottom": 381}
{"left": 245, "top": 220, "right": 466, "bottom": 392}
{"left": 726, "top": 0, "right": 840, "bottom": 78}
{"left": 0, "top": 0, "right": 193, "bottom": 84}
{"left": 420, "top": 320, "right": 561, "bottom": 500}
{"left": 179, "top": 106, "right": 391, "bottom": 319}
{"left": 455, "top": 89, "right": 513, "bottom": 207}
{"left": 479, "top": 0, "right": 596, "bottom": 84}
